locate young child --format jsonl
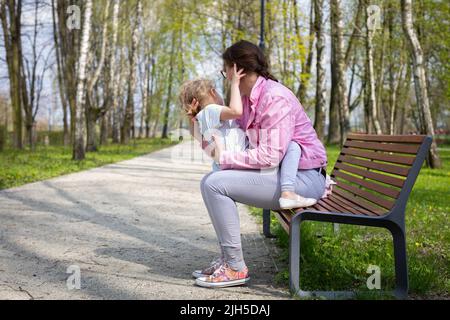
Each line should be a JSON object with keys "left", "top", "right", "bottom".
{"left": 179, "top": 65, "right": 318, "bottom": 210}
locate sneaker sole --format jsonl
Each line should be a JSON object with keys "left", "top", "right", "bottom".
{"left": 192, "top": 271, "right": 210, "bottom": 279}
{"left": 195, "top": 277, "right": 251, "bottom": 288}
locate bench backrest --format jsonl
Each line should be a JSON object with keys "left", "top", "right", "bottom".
{"left": 330, "top": 133, "right": 432, "bottom": 217}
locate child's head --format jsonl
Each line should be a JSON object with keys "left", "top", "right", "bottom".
{"left": 179, "top": 79, "right": 224, "bottom": 117}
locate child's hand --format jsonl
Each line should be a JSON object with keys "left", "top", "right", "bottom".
{"left": 231, "top": 63, "right": 246, "bottom": 86}
{"left": 187, "top": 98, "right": 200, "bottom": 119}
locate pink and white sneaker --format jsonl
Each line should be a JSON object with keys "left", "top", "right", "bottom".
{"left": 192, "top": 257, "right": 223, "bottom": 279}
{"left": 195, "top": 263, "right": 250, "bottom": 288}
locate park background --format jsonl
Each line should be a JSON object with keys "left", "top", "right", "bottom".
{"left": 0, "top": 0, "right": 448, "bottom": 299}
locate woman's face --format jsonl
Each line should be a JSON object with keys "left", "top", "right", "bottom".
{"left": 223, "top": 63, "right": 234, "bottom": 81}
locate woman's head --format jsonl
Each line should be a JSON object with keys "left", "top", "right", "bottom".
{"left": 178, "top": 79, "right": 224, "bottom": 117}
{"left": 222, "top": 40, "right": 278, "bottom": 82}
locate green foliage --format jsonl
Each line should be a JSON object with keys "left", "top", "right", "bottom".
{"left": 0, "top": 138, "right": 177, "bottom": 190}
{"left": 249, "top": 145, "right": 450, "bottom": 299}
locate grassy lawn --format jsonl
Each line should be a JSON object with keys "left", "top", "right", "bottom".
{"left": 0, "top": 138, "right": 178, "bottom": 190}
{"left": 249, "top": 145, "right": 449, "bottom": 299}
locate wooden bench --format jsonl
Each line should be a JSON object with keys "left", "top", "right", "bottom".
{"left": 262, "top": 133, "right": 432, "bottom": 299}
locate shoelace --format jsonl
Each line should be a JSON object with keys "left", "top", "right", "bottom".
{"left": 211, "top": 263, "right": 228, "bottom": 278}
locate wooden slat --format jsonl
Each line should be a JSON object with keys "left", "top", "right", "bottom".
{"left": 273, "top": 211, "right": 290, "bottom": 233}
{"left": 313, "top": 203, "right": 329, "bottom": 212}
{"left": 333, "top": 170, "right": 401, "bottom": 199}
{"left": 325, "top": 196, "right": 363, "bottom": 214}
{"left": 316, "top": 199, "right": 340, "bottom": 213}
{"left": 335, "top": 180, "right": 395, "bottom": 210}
{"left": 328, "top": 194, "right": 374, "bottom": 215}
{"left": 345, "top": 140, "right": 420, "bottom": 154}
{"left": 293, "top": 203, "right": 328, "bottom": 214}
{"left": 334, "top": 162, "right": 405, "bottom": 188}
{"left": 333, "top": 188, "right": 385, "bottom": 215}
{"left": 338, "top": 154, "right": 410, "bottom": 176}
{"left": 341, "top": 147, "right": 415, "bottom": 166}
{"left": 331, "top": 193, "right": 377, "bottom": 215}
{"left": 321, "top": 198, "right": 356, "bottom": 215}
{"left": 347, "top": 133, "right": 426, "bottom": 144}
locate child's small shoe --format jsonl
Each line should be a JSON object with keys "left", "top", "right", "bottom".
{"left": 192, "top": 257, "right": 223, "bottom": 279}
{"left": 195, "top": 263, "right": 250, "bottom": 288}
{"left": 279, "top": 195, "right": 317, "bottom": 209}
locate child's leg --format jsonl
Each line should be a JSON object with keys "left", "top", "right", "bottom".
{"left": 280, "top": 141, "right": 301, "bottom": 195}
{"left": 279, "top": 141, "right": 318, "bottom": 208}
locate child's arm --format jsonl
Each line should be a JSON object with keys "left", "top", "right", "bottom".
{"left": 220, "top": 64, "right": 246, "bottom": 121}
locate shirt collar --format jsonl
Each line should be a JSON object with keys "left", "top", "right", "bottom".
{"left": 249, "top": 76, "right": 267, "bottom": 106}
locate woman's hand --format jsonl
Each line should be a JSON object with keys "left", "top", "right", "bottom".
{"left": 231, "top": 63, "right": 246, "bottom": 86}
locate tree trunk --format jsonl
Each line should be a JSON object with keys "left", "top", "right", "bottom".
{"left": 1, "top": 0, "right": 23, "bottom": 149}
{"left": 54, "top": 0, "right": 80, "bottom": 146}
{"left": 51, "top": 0, "right": 70, "bottom": 146}
{"left": 73, "top": 0, "right": 93, "bottom": 160}
{"left": 401, "top": 0, "right": 441, "bottom": 168}
{"left": 161, "top": 30, "right": 177, "bottom": 139}
{"left": 330, "top": 0, "right": 350, "bottom": 145}
{"left": 313, "top": 0, "right": 326, "bottom": 141}
{"left": 99, "top": 110, "right": 109, "bottom": 145}
{"left": 327, "top": 36, "right": 340, "bottom": 144}
{"left": 85, "top": 98, "right": 98, "bottom": 152}
{"left": 112, "top": 50, "right": 124, "bottom": 144}
{"left": 122, "top": 0, "right": 141, "bottom": 144}
{"left": 365, "top": 3, "right": 382, "bottom": 134}
{"left": 296, "top": 0, "right": 315, "bottom": 103}
{"left": 108, "top": 0, "right": 120, "bottom": 143}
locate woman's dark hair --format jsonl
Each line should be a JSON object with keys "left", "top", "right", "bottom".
{"left": 222, "top": 40, "right": 278, "bottom": 82}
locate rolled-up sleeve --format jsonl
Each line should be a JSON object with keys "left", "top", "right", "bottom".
{"left": 219, "top": 96, "right": 294, "bottom": 170}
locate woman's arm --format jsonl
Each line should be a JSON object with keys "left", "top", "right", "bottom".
{"left": 220, "top": 64, "right": 246, "bottom": 121}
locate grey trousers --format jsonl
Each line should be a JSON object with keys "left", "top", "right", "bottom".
{"left": 200, "top": 166, "right": 326, "bottom": 271}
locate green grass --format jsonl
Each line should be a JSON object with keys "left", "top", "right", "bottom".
{"left": 249, "top": 145, "right": 450, "bottom": 300}
{"left": 0, "top": 138, "right": 178, "bottom": 190}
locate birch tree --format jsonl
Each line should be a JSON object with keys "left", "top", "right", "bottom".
{"left": 365, "top": 2, "right": 382, "bottom": 134}
{"left": 73, "top": 0, "right": 92, "bottom": 160}
{"left": 401, "top": 0, "right": 441, "bottom": 168}
{"left": 106, "top": 0, "right": 120, "bottom": 143}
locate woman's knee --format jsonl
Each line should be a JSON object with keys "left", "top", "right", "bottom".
{"left": 200, "top": 171, "right": 224, "bottom": 195}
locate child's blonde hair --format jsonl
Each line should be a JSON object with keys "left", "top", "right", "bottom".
{"left": 178, "top": 79, "right": 215, "bottom": 117}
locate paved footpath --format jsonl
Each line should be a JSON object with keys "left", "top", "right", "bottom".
{"left": 0, "top": 141, "right": 290, "bottom": 300}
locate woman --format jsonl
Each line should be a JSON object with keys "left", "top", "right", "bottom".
{"left": 194, "top": 40, "right": 328, "bottom": 288}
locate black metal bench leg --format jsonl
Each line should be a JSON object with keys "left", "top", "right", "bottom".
{"left": 262, "top": 209, "right": 276, "bottom": 238}
{"left": 390, "top": 223, "right": 409, "bottom": 299}
{"left": 289, "top": 215, "right": 302, "bottom": 296}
